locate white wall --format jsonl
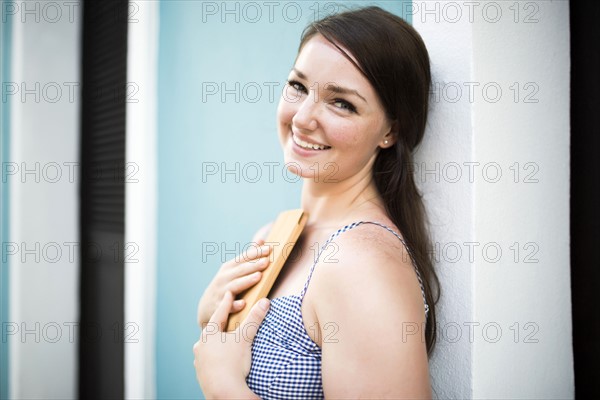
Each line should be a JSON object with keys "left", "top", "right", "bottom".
{"left": 413, "top": 1, "right": 573, "bottom": 398}
{"left": 413, "top": 4, "right": 475, "bottom": 397}
{"left": 471, "top": 2, "right": 572, "bottom": 397}
{"left": 125, "top": 1, "right": 159, "bottom": 398}
{"left": 7, "top": 1, "right": 81, "bottom": 398}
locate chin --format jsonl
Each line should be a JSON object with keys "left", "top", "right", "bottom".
{"left": 284, "top": 154, "right": 335, "bottom": 183}
{"left": 283, "top": 154, "right": 310, "bottom": 178}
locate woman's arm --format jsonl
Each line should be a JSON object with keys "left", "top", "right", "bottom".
{"left": 196, "top": 222, "right": 273, "bottom": 328}
{"left": 312, "top": 224, "right": 431, "bottom": 398}
{"left": 194, "top": 291, "right": 269, "bottom": 399}
{"left": 193, "top": 221, "right": 275, "bottom": 398}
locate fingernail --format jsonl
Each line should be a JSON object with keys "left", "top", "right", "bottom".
{"left": 259, "top": 298, "right": 270, "bottom": 311}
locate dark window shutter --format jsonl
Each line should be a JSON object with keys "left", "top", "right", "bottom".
{"left": 79, "top": 1, "right": 128, "bottom": 398}
{"left": 570, "top": 2, "right": 600, "bottom": 398}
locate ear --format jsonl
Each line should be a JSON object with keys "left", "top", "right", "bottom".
{"left": 379, "top": 120, "right": 398, "bottom": 149}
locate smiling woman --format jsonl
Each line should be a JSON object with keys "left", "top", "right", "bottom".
{"left": 194, "top": 6, "right": 440, "bottom": 399}
{"left": 279, "top": 35, "right": 397, "bottom": 184}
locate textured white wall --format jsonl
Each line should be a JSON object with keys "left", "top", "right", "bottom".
{"left": 471, "top": 1, "right": 572, "bottom": 398}
{"left": 412, "top": 4, "right": 475, "bottom": 398}
{"left": 413, "top": 1, "right": 573, "bottom": 398}
{"left": 8, "top": 1, "right": 81, "bottom": 398}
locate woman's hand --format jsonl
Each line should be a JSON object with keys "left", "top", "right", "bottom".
{"left": 197, "top": 241, "right": 271, "bottom": 328}
{"left": 193, "top": 290, "right": 270, "bottom": 399}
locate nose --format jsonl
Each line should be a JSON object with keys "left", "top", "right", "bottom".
{"left": 291, "top": 93, "right": 318, "bottom": 131}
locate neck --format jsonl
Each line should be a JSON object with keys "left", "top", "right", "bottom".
{"left": 300, "top": 160, "right": 384, "bottom": 230}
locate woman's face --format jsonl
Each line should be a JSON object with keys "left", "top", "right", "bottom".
{"left": 277, "top": 34, "right": 395, "bottom": 183}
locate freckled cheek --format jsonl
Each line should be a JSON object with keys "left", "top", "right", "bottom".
{"left": 325, "top": 123, "right": 361, "bottom": 149}
{"left": 276, "top": 95, "right": 298, "bottom": 129}
{"left": 276, "top": 98, "right": 298, "bottom": 149}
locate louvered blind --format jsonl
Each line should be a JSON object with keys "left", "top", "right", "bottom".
{"left": 79, "top": 1, "right": 128, "bottom": 398}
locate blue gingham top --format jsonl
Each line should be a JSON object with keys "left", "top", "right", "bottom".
{"left": 246, "top": 221, "right": 429, "bottom": 399}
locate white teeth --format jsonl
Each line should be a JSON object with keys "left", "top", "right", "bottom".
{"left": 292, "top": 133, "right": 330, "bottom": 150}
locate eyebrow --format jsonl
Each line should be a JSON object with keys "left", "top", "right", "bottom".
{"left": 323, "top": 83, "right": 366, "bottom": 103}
{"left": 291, "top": 67, "right": 367, "bottom": 103}
{"left": 291, "top": 67, "right": 308, "bottom": 80}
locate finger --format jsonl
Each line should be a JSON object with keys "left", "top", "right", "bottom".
{"left": 208, "top": 290, "right": 234, "bottom": 331}
{"left": 221, "top": 244, "right": 271, "bottom": 270}
{"left": 232, "top": 257, "right": 270, "bottom": 278}
{"left": 241, "top": 244, "right": 272, "bottom": 262}
{"left": 226, "top": 271, "right": 262, "bottom": 294}
{"left": 231, "top": 299, "right": 245, "bottom": 313}
{"left": 241, "top": 298, "right": 270, "bottom": 342}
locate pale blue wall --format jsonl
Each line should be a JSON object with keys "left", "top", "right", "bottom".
{"left": 157, "top": 1, "right": 409, "bottom": 398}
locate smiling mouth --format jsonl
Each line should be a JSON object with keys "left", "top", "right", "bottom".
{"left": 292, "top": 133, "right": 331, "bottom": 151}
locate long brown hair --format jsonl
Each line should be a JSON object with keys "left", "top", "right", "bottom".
{"left": 298, "top": 6, "right": 441, "bottom": 356}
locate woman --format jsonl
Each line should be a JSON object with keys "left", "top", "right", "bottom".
{"left": 194, "top": 6, "right": 440, "bottom": 399}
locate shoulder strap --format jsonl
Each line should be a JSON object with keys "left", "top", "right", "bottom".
{"left": 299, "top": 221, "right": 430, "bottom": 319}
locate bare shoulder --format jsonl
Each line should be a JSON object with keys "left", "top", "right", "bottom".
{"left": 251, "top": 221, "right": 273, "bottom": 243}
{"left": 342, "top": 221, "right": 410, "bottom": 264}
{"left": 310, "top": 221, "right": 431, "bottom": 397}
{"left": 320, "top": 221, "right": 416, "bottom": 279}
{"left": 309, "top": 221, "right": 427, "bottom": 325}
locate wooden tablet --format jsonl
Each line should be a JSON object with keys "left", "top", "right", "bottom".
{"left": 226, "top": 209, "right": 308, "bottom": 332}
